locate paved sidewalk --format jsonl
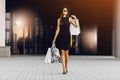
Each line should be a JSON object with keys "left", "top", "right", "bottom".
{"left": 0, "top": 55, "right": 120, "bottom": 80}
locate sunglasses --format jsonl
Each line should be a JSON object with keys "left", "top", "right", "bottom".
{"left": 63, "top": 9, "right": 68, "bottom": 12}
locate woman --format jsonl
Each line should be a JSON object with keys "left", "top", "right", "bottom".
{"left": 52, "top": 7, "right": 78, "bottom": 74}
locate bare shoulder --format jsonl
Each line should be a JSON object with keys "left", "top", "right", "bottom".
{"left": 57, "top": 18, "right": 60, "bottom": 22}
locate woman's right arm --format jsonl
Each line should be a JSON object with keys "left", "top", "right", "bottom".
{"left": 52, "top": 18, "right": 60, "bottom": 44}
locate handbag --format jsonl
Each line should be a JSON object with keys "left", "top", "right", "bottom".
{"left": 44, "top": 44, "right": 61, "bottom": 63}
{"left": 70, "top": 19, "right": 81, "bottom": 35}
{"left": 51, "top": 44, "right": 61, "bottom": 63}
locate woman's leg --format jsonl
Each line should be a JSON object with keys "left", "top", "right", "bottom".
{"left": 65, "top": 50, "right": 69, "bottom": 72}
{"left": 61, "top": 50, "right": 66, "bottom": 73}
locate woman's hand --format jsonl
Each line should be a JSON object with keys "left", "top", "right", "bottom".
{"left": 69, "top": 15, "right": 78, "bottom": 27}
{"left": 71, "top": 15, "right": 77, "bottom": 19}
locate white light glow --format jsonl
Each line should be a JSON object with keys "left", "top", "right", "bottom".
{"left": 16, "top": 20, "right": 22, "bottom": 26}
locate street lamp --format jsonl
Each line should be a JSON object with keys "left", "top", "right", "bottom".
{"left": 16, "top": 20, "right": 26, "bottom": 55}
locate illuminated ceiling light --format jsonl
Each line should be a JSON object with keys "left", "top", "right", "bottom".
{"left": 16, "top": 20, "right": 22, "bottom": 26}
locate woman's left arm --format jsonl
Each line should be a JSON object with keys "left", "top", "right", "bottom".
{"left": 69, "top": 15, "right": 78, "bottom": 27}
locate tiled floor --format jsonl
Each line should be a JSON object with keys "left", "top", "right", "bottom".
{"left": 0, "top": 55, "right": 120, "bottom": 80}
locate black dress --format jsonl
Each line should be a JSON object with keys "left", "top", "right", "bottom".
{"left": 57, "top": 17, "right": 70, "bottom": 50}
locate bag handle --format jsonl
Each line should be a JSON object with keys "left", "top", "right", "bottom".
{"left": 51, "top": 43, "right": 56, "bottom": 48}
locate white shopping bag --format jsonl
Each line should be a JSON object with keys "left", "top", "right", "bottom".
{"left": 44, "top": 48, "right": 52, "bottom": 63}
{"left": 44, "top": 44, "right": 61, "bottom": 63}
{"left": 70, "top": 19, "right": 81, "bottom": 35}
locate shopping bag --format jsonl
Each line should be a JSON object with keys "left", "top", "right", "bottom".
{"left": 70, "top": 19, "right": 81, "bottom": 35}
{"left": 51, "top": 44, "right": 61, "bottom": 63}
{"left": 44, "top": 48, "right": 52, "bottom": 63}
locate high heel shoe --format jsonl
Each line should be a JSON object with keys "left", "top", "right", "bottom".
{"left": 63, "top": 69, "right": 66, "bottom": 74}
{"left": 63, "top": 72, "right": 66, "bottom": 74}
{"left": 63, "top": 69, "right": 68, "bottom": 74}
{"left": 65, "top": 67, "right": 68, "bottom": 74}
{"left": 66, "top": 69, "right": 68, "bottom": 73}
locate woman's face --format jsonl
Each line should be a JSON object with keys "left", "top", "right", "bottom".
{"left": 62, "top": 8, "right": 68, "bottom": 15}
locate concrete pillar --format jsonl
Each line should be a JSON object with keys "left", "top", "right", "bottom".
{"left": 114, "top": 0, "right": 120, "bottom": 58}
{"left": 0, "top": 0, "right": 10, "bottom": 56}
{"left": 0, "top": 0, "right": 5, "bottom": 46}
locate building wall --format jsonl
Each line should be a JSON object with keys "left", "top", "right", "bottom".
{"left": 0, "top": 0, "right": 5, "bottom": 46}
{"left": 114, "top": 0, "right": 120, "bottom": 58}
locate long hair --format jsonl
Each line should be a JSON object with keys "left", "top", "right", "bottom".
{"left": 59, "top": 7, "right": 70, "bottom": 25}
